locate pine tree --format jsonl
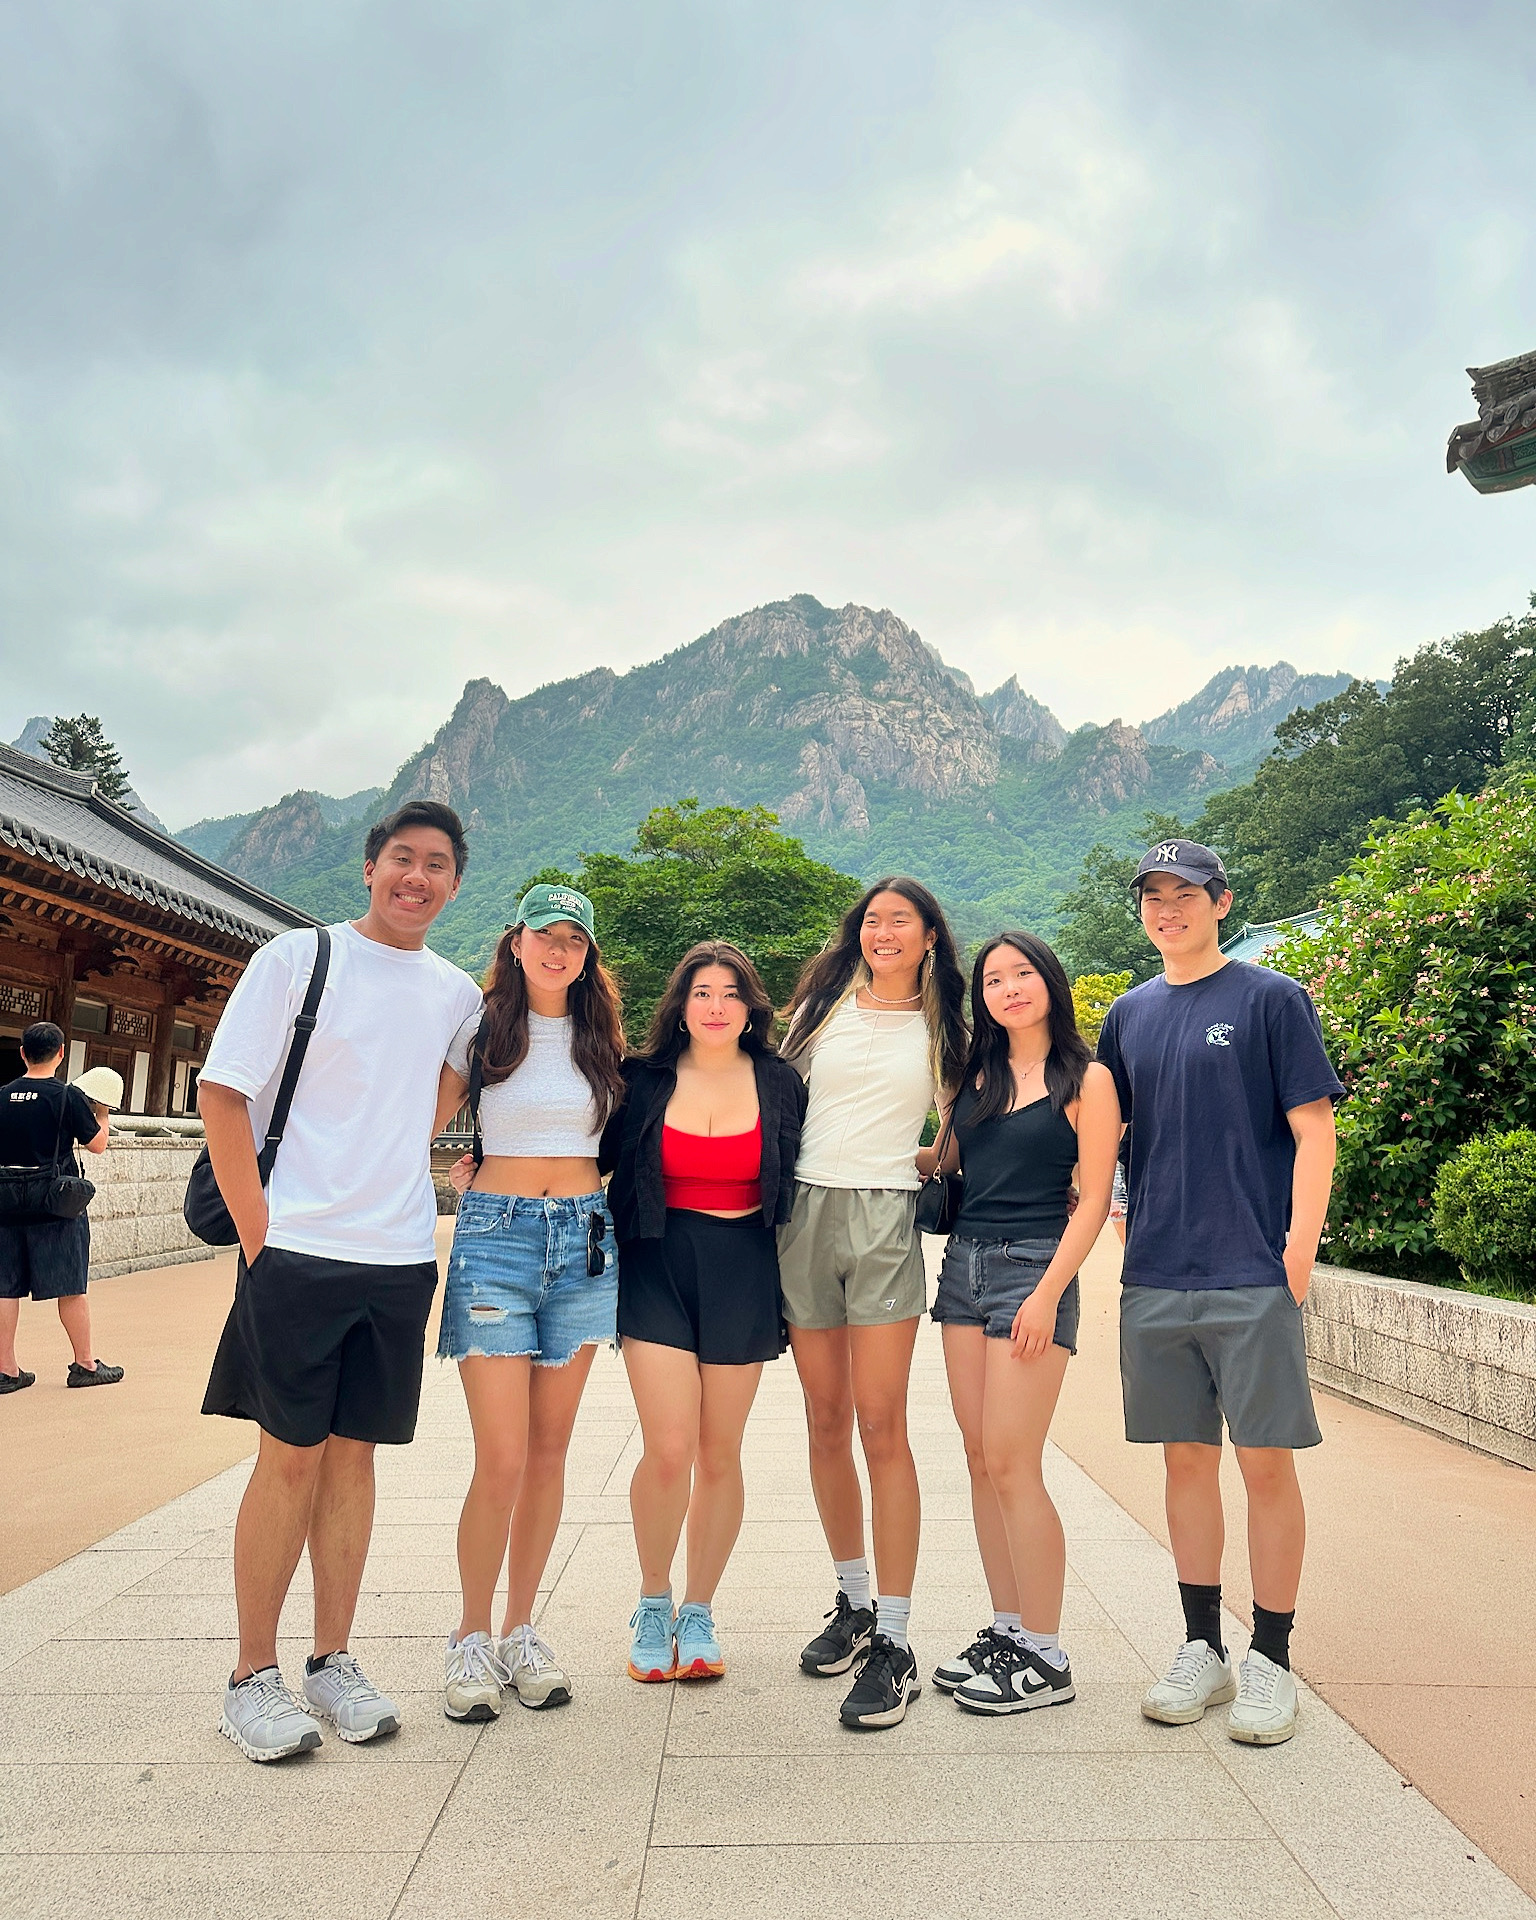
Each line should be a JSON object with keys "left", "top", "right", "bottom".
{"left": 40, "top": 715, "right": 133, "bottom": 805}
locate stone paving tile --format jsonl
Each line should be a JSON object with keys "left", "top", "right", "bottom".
{"left": 2, "top": 1852, "right": 418, "bottom": 1920}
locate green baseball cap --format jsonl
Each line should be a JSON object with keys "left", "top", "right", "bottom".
{"left": 514, "top": 882, "right": 597, "bottom": 939}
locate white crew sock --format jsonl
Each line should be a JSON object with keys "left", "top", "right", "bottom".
{"left": 993, "top": 1610, "right": 1023, "bottom": 1635}
{"left": 875, "top": 1594, "right": 911, "bottom": 1650}
{"left": 1023, "top": 1626, "right": 1069, "bottom": 1669}
{"left": 834, "top": 1556, "right": 872, "bottom": 1612}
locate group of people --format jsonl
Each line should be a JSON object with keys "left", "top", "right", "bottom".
{"left": 189, "top": 800, "right": 1340, "bottom": 1765}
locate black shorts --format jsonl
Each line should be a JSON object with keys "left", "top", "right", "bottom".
{"left": 202, "top": 1245, "right": 439, "bottom": 1448}
{"left": 618, "top": 1210, "right": 783, "bottom": 1366}
{"left": 0, "top": 1213, "right": 90, "bottom": 1300}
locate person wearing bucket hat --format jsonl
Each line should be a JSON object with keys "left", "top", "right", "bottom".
{"left": 431, "top": 881, "right": 626, "bottom": 1722}
{"left": 1095, "top": 837, "right": 1342, "bottom": 1749}
{"left": 74, "top": 1066, "right": 125, "bottom": 1117}
{"left": 0, "top": 1023, "right": 120, "bottom": 1394}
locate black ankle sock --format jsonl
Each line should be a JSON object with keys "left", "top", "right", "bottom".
{"left": 1250, "top": 1605, "right": 1295, "bottom": 1671}
{"left": 306, "top": 1651, "right": 341, "bottom": 1675}
{"left": 1178, "top": 1581, "right": 1225, "bottom": 1659}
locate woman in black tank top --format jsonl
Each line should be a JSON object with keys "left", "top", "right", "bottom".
{"left": 928, "top": 932, "right": 1120, "bottom": 1717}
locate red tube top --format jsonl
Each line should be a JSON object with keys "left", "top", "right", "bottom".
{"left": 661, "top": 1118, "right": 763, "bottom": 1213}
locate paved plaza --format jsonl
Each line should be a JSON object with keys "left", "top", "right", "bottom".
{"left": 2, "top": 1257, "right": 1533, "bottom": 1920}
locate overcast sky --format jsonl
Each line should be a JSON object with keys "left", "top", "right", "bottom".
{"left": 2, "top": 0, "right": 1533, "bottom": 827}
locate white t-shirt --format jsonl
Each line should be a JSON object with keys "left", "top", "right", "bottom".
{"left": 792, "top": 998, "right": 937, "bottom": 1190}
{"left": 202, "top": 921, "right": 482, "bottom": 1264}
{"left": 447, "top": 1009, "right": 603, "bottom": 1157}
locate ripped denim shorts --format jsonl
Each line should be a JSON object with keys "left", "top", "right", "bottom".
{"left": 437, "top": 1189, "right": 618, "bottom": 1367}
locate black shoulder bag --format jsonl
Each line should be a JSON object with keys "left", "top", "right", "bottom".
{"left": 183, "top": 927, "right": 332, "bottom": 1246}
{"left": 0, "top": 1087, "right": 97, "bottom": 1222}
{"left": 913, "top": 1105, "right": 962, "bottom": 1235}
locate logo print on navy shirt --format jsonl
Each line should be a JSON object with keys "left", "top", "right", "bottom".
{"left": 1205, "top": 1023, "right": 1235, "bottom": 1047}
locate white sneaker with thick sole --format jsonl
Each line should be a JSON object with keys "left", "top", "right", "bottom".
{"left": 499, "top": 1625, "right": 572, "bottom": 1709}
{"left": 302, "top": 1651, "right": 401, "bottom": 1742}
{"left": 444, "top": 1630, "right": 508, "bottom": 1722}
{"left": 1227, "top": 1650, "right": 1298, "bottom": 1745}
{"left": 1141, "top": 1639, "right": 1237, "bottom": 1725}
{"left": 221, "top": 1667, "right": 323, "bottom": 1763}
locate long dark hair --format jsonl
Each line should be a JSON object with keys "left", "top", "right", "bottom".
{"left": 962, "top": 931, "right": 1091, "bottom": 1125}
{"left": 476, "top": 923, "right": 626, "bottom": 1122}
{"left": 642, "top": 941, "right": 776, "bottom": 1064}
{"left": 781, "top": 875, "right": 968, "bottom": 1089}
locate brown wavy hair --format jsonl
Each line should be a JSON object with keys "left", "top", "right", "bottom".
{"left": 475, "top": 923, "right": 626, "bottom": 1122}
{"left": 780, "top": 875, "right": 969, "bottom": 1090}
{"left": 641, "top": 941, "right": 776, "bottom": 1063}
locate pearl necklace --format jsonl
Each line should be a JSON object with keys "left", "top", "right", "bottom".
{"left": 863, "top": 985, "right": 922, "bottom": 1006}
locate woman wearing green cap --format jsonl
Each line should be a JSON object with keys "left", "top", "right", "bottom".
{"left": 432, "top": 883, "right": 626, "bottom": 1724}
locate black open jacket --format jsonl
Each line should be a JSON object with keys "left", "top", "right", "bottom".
{"left": 598, "top": 1051, "right": 808, "bottom": 1244}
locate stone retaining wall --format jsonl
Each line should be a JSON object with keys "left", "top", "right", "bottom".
{"left": 1305, "top": 1262, "right": 1536, "bottom": 1469}
{"left": 88, "top": 1136, "right": 214, "bottom": 1281}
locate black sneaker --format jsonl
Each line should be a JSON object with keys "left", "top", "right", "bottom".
{"left": 839, "top": 1632, "right": 921, "bottom": 1729}
{"left": 933, "top": 1625, "right": 1004, "bottom": 1694}
{"left": 800, "top": 1592, "right": 875, "bottom": 1676}
{"left": 0, "top": 1368, "right": 36, "bottom": 1394}
{"left": 67, "top": 1359, "right": 124, "bottom": 1388}
{"left": 953, "top": 1637, "right": 1075, "bottom": 1715}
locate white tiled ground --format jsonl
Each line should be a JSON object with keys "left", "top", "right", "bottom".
{"left": 1, "top": 1326, "right": 1530, "bottom": 1920}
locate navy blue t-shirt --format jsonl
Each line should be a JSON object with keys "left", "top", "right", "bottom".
{"left": 1095, "top": 961, "right": 1343, "bottom": 1289}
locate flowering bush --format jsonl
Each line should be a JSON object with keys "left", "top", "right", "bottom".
{"left": 1433, "top": 1129, "right": 1536, "bottom": 1298}
{"left": 1270, "top": 782, "right": 1536, "bottom": 1269}
{"left": 1071, "top": 970, "right": 1133, "bottom": 1046}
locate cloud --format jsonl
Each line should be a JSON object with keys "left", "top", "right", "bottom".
{"left": 1, "top": 0, "right": 1534, "bottom": 824}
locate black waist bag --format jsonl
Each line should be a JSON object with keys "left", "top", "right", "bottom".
{"left": 183, "top": 927, "right": 331, "bottom": 1245}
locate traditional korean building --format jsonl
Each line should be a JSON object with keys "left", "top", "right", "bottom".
{"left": 1446, "top": 350, "right": 1536, "bottom": 495}
{"left": 0, "top": 743, "right": 317, "bottom": 1112}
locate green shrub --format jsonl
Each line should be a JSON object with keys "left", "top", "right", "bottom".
{"left": 1433, "top": 1129, "right": 1536, "bottom": 1298}
{"left": 1270, "top": 781, "right": 1536, "bottom": 1266}
{"left": 1072, "top": 971, "right": 1133, "bottom": 1047}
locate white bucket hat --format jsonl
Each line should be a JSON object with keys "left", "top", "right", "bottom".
{"left": 74, "top": 1066, "right": 124, "bottom": 1109}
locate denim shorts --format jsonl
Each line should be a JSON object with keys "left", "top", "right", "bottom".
{"left": 931, "top": 1234, "right": 1080, "bottom": 1352}
{"left": 438, "top": 1189, "right": 618, "bottom": 1367}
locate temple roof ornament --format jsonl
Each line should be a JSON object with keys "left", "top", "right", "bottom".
{"left": 1446, "top": 351, "right": 1536, "bottom": 494}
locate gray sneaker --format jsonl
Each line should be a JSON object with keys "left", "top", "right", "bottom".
{"left": 221, "top": 1667, "right": 323, "bottom": 1763}
{"left": 499, "top": 1624, "right": 572, "bottom": 1709}
{"left": 301, "top": 1651, "right": 401, "bottom": 1742}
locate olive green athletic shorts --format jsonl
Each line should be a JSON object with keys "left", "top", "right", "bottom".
{"left": 776, "top": 1182, "right": 927, "bottom": 1331}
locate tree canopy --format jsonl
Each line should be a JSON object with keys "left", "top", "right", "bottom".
{"left": 528, "top": 798, "right": 863, "bottom": 1037}
{"left": 1052, "top": 812, "right": 1185, "bottom": 982}
{"left": 41, "top": 714, "right": 132, "bottom": 804}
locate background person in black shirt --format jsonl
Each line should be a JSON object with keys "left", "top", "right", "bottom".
{"left": 0, "top": 1021, "right": 120, "bottom": 1393}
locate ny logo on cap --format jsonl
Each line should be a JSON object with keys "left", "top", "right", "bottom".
{"left": 1155, "top": 843, "right": 1181, "bottom": 862}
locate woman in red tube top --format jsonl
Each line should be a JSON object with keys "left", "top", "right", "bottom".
{"left": 599, "top": 941, "right": 807, "bottom": 1684}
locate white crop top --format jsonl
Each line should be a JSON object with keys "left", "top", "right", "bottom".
{"left": 792, "top": 998, "right": 936, "bottom": 1191}
{"left": 448, "top": 1010, "right": 603, "bottom": 1158}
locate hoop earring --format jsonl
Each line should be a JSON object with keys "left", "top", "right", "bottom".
{"left": 679, "top": 1018, "right": 688, "bottom": 1033}
{"left": 512, "top": 953, "right": 522, "bottom": 968}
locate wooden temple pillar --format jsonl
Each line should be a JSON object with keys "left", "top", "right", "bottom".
{"left": 148, "top": 979, "right": 178, "bottom": 1116}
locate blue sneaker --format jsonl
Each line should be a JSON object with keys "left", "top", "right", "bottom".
{"left": 627, "top": 1596, "right": 676, "bottom": 1683}
{"left": 674, "top": 1602, "right": 725, "bottom": 1681}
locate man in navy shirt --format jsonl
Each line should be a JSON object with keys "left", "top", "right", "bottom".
{"left": 1096, "top": 840, "right": 1341, "bottom": 1748}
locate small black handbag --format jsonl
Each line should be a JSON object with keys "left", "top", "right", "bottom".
{"left": 913, "top": 1107, "right": 962, "bottom": 1235}
{"left": 0, "top": 1090, "right": 96, "bottom": 1222}
{"left": 183, "top": 927, "right": 331, "bottom": 1245}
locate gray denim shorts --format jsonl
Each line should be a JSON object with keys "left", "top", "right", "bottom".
{"left": 1119, "top": 1283, "right": 1322, "bottom": 1450}
{"left": 931, "top": 1235, "right": 1080, "bottom": 1352}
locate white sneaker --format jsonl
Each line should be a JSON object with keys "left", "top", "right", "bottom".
{"left": 302, "top": 1651, "right": 401, "bottom": 1743}
{"left": 221, "top": 1666, "right": 323, "bottom": 1763}
{"left": 499, "top": 1624, "right": 572, "bottom": 1710}
{"left": 1227, "top": 1649, "right": 1298, "bottom": 1745}
{"left": 444, "top": 1630, "right": 508, "bottom": 1722}
{"left": 1141, "top": 1639, "right": 1238, "bottom": 1725}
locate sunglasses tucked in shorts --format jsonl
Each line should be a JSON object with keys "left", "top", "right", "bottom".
{"left": 931, "top": 1234, "right": 1080, "bottom": 1352}
{"left": 438, "top": 1189, "right": 617, "bottom": 1367}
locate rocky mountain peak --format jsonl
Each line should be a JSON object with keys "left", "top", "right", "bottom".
{"left": 982, "top": 677, "right": 1067, "bottom": 761}
{"left": 223, "top": 790, "right": 328, "bottom": 882}
{"left": 1142, "top": 661, "right": 1357, "bottom": 766}
{"left": 395, "top": 678, "right": 510, "bottom": 812}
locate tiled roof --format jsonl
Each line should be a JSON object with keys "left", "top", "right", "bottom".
{"left": 1220, "top": 911, "right": 1327, "bottom": 964}
{"left": 0, "top": 743, "right": 317, "bottom": 948}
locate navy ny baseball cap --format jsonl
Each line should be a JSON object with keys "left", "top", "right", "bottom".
{"left": 1131, "top": 838, "right": 1229, "bottom": 890}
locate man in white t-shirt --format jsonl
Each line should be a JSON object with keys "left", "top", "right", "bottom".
{"left": 199, "top": 801, "right": 483, "bottom": 1763}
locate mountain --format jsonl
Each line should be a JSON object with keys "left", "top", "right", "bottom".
{"left": 179, "top": 786, "right": 385, "bottom": 866}
{"left": 1141, "top": 663, "right": 1361, "bottom": 775}
{"left": 10, "top": 716, "right": 167, "bottom": 831}
{"left": 184, "top": 596, "right": 1304, "bottom": 967}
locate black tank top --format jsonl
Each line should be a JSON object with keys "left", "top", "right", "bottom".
{"left": 951, "top": 1083, "right": 1078, "bottom": 1240}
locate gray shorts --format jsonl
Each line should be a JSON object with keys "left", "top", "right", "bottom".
{"left": 776, "top": 1183, "right": 927, "bottom": 1330}
{"left": 932, "top": 1235, "right": 1080, "bottom": 1352}
{"left": 1120, "top": 1283, "right": 1322, "bottom": 1450}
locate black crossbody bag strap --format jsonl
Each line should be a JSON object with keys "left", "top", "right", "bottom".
{"left": 255, "top": 926, "right": 331, "bottom": 1184}
{"left": 467, "top": 1028, "right": 485, "bottom": 1168}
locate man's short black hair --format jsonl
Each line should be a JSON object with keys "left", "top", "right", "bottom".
{"left": 364, "top": 801, "right": 469, "bottom": 877}
{"left": 21, "top": 1021, "right": 65, "bottom": 1064}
